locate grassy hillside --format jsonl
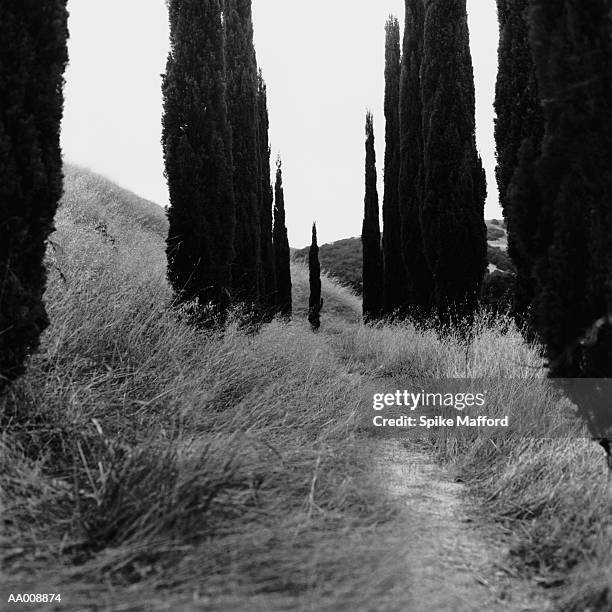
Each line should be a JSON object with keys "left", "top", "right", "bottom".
{"left": 0, "top": 167, "right": 402, "bottom": 610}
{"left": 3, "top": 168, "right": 610, "bottom": 609}
{"left": 62, "top": 164, "right": 169, "bottom": 239}
{"left": 293, "top": 220, "right": 513, "bottom": 298}
{"left": 60, "top": 166, "right": 361, "bottom": 322}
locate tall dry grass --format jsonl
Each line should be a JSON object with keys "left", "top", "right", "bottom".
{"left": 1, "top": 169, "right": 408, "bottom": 610}
{"left": 4, "top": 166, "right": 612, "bottom": 609}
{"left": 334, "top": 312, "right": 612, "bottom": 609}
{"left": 333, "top": 312, "right": 541, "bottom": 378}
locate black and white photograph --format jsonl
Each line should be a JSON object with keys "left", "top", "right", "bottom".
{"left": 2, "top": 0, "right": 612, "bottom": 610}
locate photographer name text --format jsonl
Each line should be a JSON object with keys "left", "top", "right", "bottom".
{"left": 372, "top": 414, "right": 509, "bottom": 428}
{"left": 371, "top": 390, "right": 509, "bottom": 429}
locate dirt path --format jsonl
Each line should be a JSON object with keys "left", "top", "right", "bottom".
{"left": 375, "top": 439, "right": 551, "bottom": 612}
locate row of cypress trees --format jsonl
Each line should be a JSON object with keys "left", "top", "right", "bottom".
{"left": 0, "top": 1, "right": 69, "bottom": 392}
{"left": 1, "top": 0, "right": 294, "bottom": 394}
{"left": 363, "top": 0, "right": 487, "bottom": 326}
{"left": 495, "top": 0, "right": 612, "bottom": 381}
{"left": 162, "top": 0, "right": 291, "bottom": 324}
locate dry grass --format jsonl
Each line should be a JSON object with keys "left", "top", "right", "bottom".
{"left": 61, "top": 164, "right": 168, "bottom": 239}
{"left": 4, "top": 166, "right": 612, "bottom": 609}
{"left": 1, "top": 168, "right": 407, "bottom": 610}
{"left": 334, "top": 313, "right": 612, "bottom": 610}
{"left": 333, "top": 312, "right": 541, "bottom": 378}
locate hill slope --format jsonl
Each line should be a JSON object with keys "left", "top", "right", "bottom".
{"left": 293, "top": 220, "right": 514, "bottom": 296}
{"left": 62, "top": 164, "right": 168, "bottom": 239}
{"left": 62, "top": 165, "right": 361, "bottom": 320}
{"left": 3, "top": 167, "right": 609, "bottom": 609}
{"left": 3, "top": 167, "right": 382, "bottom": 609}
{"left": 294, "top": 237, "right": 364, "bottom": 293}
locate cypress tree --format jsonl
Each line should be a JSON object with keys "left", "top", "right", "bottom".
{"left": 494, "top": 0, "right": 544, "bottom": 328}
{"left": 382, "top": 16, "right": 409, "bottom": 315}
{"left": 420, "top": 0, "right": 487, "bottom": 325}
{"left": 362, "top": 112, "right": 384, "bottom": 322}
{"left": 257, "top": 71, "right": 276, "bottom": 316}
{"left": 308, "top": 223, "right": 323, "bottom": 331}
{"left": 528, "top": 0, "right": 612, "bottom": 379}
{"left": 225, "top": 0, "right": 262, "bottom": 307}
{"left": 163, "top": 0, "right": 235, "bottom": 321}
{"left": 398, "top": 0, "right": 434, "bottom": 316}
{"left": 273, "top": 157, "right": 292, "bottom": 318}
{"left": 0, "top": 1, "right": 69, "bottom": 391}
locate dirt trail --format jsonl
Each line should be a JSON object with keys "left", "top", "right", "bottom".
{"left": 376, "top": 440, "right": 550, "bottom": 612}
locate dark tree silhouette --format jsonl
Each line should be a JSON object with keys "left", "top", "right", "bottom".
{"left": 257, "top": 72, "right": 276, "bottom": 317}
{"left": 528, "top": 0, "right": 612, "bottom": 379}
{"left": 0, "top": 1, "right": 69, "bottom": 391}
{"left": 308, "top": 223, "right": 323, "bottom": 331}
{"left": 495, "top": 0, "right": 544, "bottom": 330}
{"left": 399, "top": 0, "right": 434, "bottom": 317}
{"left": 163, "top": 0, "right": 235, "bottom": 322}
{"left": 362, "top": 112, "right": 384, "bottom": 323}
{"left": 225, "top": 0, "right": 262, "bottom": 307}
{"left": 420, "top": 0, "right": 487, "bottom": 325}
{"left": 273, "top": 157, "right": 292, "bottom": 318}
{"left": 382, "top": 16, "right": 409, "bottom": 315}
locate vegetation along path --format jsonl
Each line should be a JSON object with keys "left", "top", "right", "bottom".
{"left": 325, "top": 316, "right": 554, "bottom": 611}
{"left": 374, "top": 438, "right": 551, "bottom": 611}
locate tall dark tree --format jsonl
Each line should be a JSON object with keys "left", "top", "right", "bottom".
{"left": 308, "top": 223, "right": 323, "bottom": 331}
{"left": 494, "top": 0, "right": 544, "bottom": 328}
{"left": 163, "top": 0, "right": 235, "bottom": 320}
{"left": 528, "top": 0, "right": 612, "bottom": 380}
{"left": 398, "top": 0, "right": 434, "bottom": 316}
{"left": 273, "top": 157, "right": 291, "bottom": 318}
{"left": 362, "top": 112, "right": 384, "bottom": 322}
{"left": 257, "top": 71, "right": 276, "bottom": 316}
{"left": 225, "top": 0, "right": 262, "bottom": 306}
{"left": 420, "top": 0, "right": 487, "bottom": 325}
{"left": 382, "top": 16, "right": 409, "bottom": 314}
{"left": 0, "top": 1, "right": 69, "bottom": 391}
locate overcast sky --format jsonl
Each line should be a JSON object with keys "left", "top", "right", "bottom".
{"left": 62, "top": 0, "right": 500, "bottom": 248}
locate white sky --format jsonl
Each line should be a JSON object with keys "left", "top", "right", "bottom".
{"left": 62, "top": 0, "right": 500, "bottom": 249}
